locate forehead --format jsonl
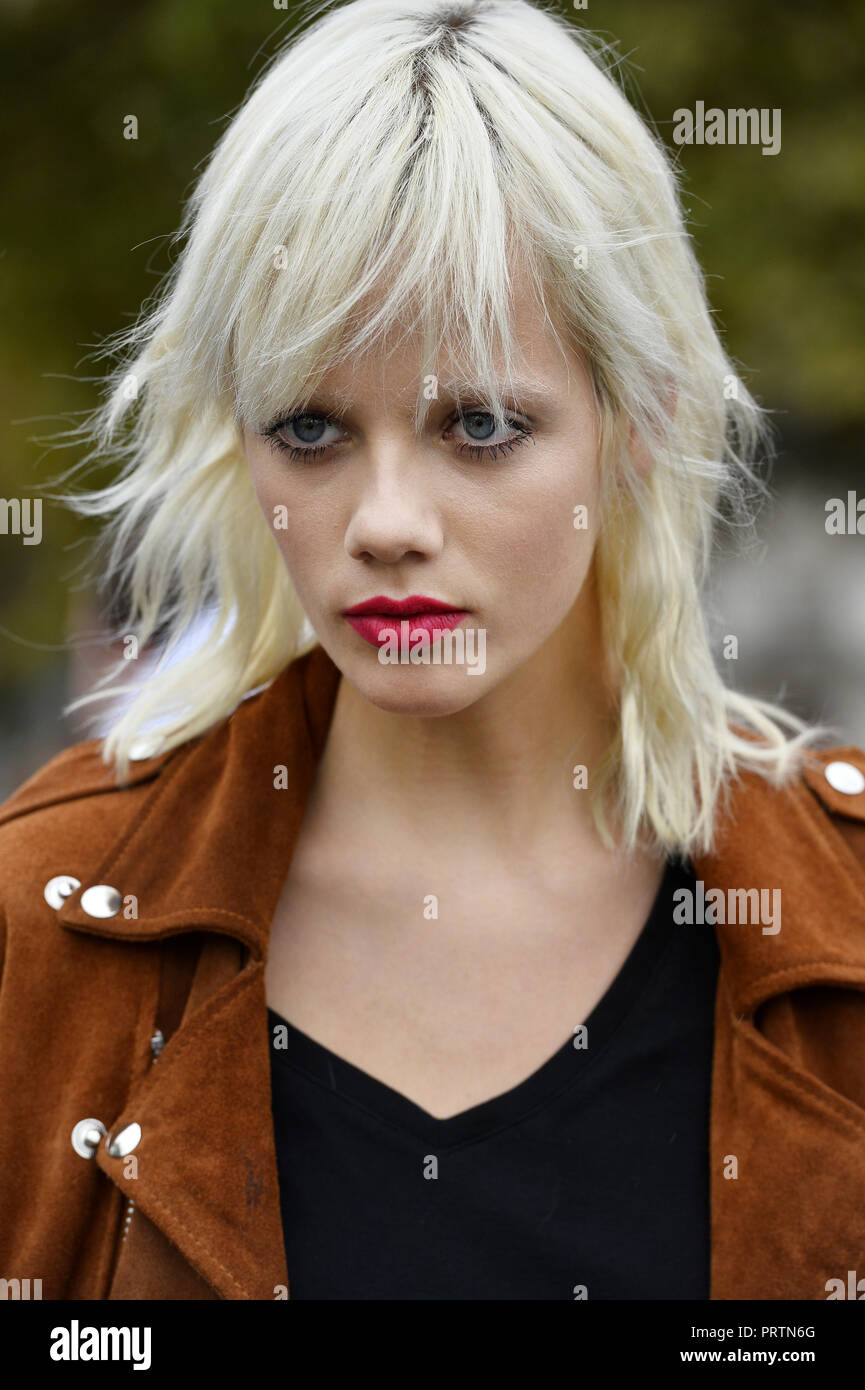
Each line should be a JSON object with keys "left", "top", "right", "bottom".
{"left": 305, "top": 273, "right": 584, "bottom": 414}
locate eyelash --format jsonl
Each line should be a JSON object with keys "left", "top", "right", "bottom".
{"left": 262, "top": 409, "right": 535, "bottom": 463}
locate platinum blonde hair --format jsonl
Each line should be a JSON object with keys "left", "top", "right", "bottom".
{"left": 55, "top": 0, "right": 825, "bottom": 855}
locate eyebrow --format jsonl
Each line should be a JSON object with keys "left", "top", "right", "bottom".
{"left": 430, "top": 376, "right": 561, "bottom": 410}
{"left": 285, "top": 376, "right": 561, "bottom": 421}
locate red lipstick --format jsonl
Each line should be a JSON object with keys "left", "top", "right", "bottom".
{"left": 342, "top": 594, "right": 469, "bottom": 648}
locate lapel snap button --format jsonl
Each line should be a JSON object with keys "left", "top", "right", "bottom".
{"left": 44, "top": 875, "right": 81, "bottom": 909}
{"left": 71, "top": 1117, "right": 106, "bottom": 1158}
{"left": 80, "top": 885, "right": 123, "bottom": 918}
{"left": 108, "top": 1122, "right": 142, "bottom": 1158}
{"left": 824, "top": 760, "right": 865, "bottom": 795}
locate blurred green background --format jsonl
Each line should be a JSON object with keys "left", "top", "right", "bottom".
{"left": 1, "top": 0, "right": 864, "bottom": 792}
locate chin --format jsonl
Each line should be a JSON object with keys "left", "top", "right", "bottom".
{"left": 348, "top": 664, "right": 489, "bottom": 718}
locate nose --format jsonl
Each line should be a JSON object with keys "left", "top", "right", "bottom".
{"left": 344, "top": 437, "right": 444, "bottom": 564}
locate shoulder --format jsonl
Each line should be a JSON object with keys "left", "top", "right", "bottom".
{"left": 716, "top": 739, "right": 865, "bottom": 888}
{"left": 727, "top": 726, "right": 865, "bottom": 835}
{"left": 787, "top": 744, "right": 865, "bottom": 890}
{"left": 0, "top": 736, "right": 176, "bottom": 835}
{"left": 0, "top": 646, "right": 327, "bottom": 879}
{"left": 0, "top": 737, "right": 180, "bottom": 926}
{"left": 798, "top": 744, "right": 865, "bottom": 831}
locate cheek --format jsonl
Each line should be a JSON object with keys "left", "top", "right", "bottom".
{"left": 272, "top": 516, "right": 339, "bottom": 607}
{"left": 248, "top": 460, "right": 336, "bottom": 584}
{"left": 478, "top": 445, "right": 599, "bottom": 602}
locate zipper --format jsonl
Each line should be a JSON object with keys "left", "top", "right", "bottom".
{"left": 120, "top": 1028, "right": 164, "bottom": 1245}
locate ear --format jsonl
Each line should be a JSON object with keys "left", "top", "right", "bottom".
{"left": 627, "top": 423, "right": 654, "bottom": 480}
{"left": 626, "top": 378, "right": 678, "bottom": 480}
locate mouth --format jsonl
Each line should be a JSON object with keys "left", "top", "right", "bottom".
{"left": 342, "top": 594, "right": 470, "bottom": 649}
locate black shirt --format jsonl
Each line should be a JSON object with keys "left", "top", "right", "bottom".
{"left": 266, "top": 856, "right": 718, "bottom": 1299}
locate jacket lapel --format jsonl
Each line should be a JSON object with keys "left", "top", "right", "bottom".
{"left": 94, "top": 958, "right": 283, "bottom": 1299}
{"left": 57, "top": 645, "right": 340, "bottom": 1299}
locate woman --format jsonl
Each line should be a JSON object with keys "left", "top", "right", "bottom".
{"left": 2, "top": 0, "right": 865, "bottom": 1302}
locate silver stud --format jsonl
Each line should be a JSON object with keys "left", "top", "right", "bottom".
{"left": 71, "top": 1117, "right": 106, "bottom": 1159}
{"left": 107, "top": 1122, "right": 141, "bottom": 1158}
{"left": 80, "top": 885, "right": 123, "bottom": 918}
{"left": 825, "top": 761, "right": 865, "bottom": 796}
{"left": 44, "top": 875, "right": 81, "bottom": 910}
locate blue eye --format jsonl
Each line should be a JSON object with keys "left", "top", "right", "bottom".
{"left": 460, "top": 411, "right": 498, "bottom": 441}
{"left": 449, "top": 409, "right": 534, "bottom": 461}
{"left": 292, "top": 414, "right": 328, "bottom": 443}
{"left": 263, "top": 412, "right": 344, "bottom": 458}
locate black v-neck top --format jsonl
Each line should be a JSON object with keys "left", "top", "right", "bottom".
{"left": 266, "top": 857, "right": 718, "bottom": 1300}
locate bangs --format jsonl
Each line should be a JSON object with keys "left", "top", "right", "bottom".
{"left": 206, "top": 22, "right": 562, "bottom": 436}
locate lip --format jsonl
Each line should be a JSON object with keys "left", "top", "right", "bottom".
{"left": 342, "top": 594, "right": 470, "bottom": 649}
{"left": 343, "top": 595, "right": 460, "bottom": 616}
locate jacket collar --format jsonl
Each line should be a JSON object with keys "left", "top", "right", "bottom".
{"left": 58, "top": 642, "right": 865, "bottom": 1014}
{"left": 58, "top": 644, "right": 341, "bottom": 961}
{"left": 696, "top": 748, "right": 865, "bottom": 1012}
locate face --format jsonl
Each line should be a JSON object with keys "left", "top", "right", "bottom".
{"left": 242, "top": 275, "right": 605, "bottom": 717}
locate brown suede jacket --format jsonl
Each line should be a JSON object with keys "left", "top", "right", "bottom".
{"left": 1, "top": 642, "right": 865, "bottom": 1300}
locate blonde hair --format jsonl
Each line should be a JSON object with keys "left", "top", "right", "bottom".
{"left": 52, "top": 0, "right": 827, "bottom": 855}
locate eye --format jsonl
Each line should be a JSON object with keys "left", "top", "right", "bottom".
{"left": 263, "top": 411, "right": 345, "bottom": 459}
{"left": 261, "top": 405, "right": 535, "bottom": 463}
{"left": 446, "top": 408, "right": 534, "bottom": 461}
